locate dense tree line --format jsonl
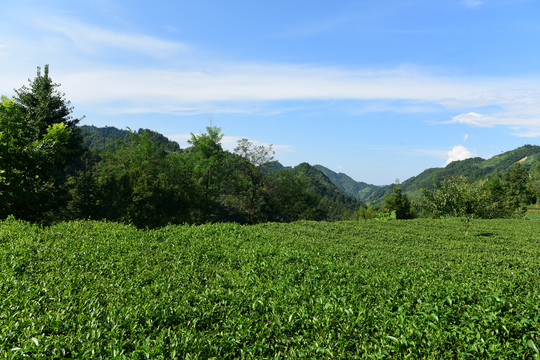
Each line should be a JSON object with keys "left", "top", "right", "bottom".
{"left": 1, "top": 66, "right": 363, "bottom": 227}
{"left": 2, "top": 66, "right": 538, "bottom": 228}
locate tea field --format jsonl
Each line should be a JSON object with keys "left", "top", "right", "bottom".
{"left": 1, "top": 218, "right": 540, "bottom": 358}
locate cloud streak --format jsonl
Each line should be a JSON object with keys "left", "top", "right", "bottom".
{"left": 2, "top": 16, "right": 540, "bottom": 139}
{"left": 50, "top": 64, "right": 540, "bottom": 137}
{"left": 166, "top": 133, "right": 294, "bottom": 155}
{"left": 446, "top": 145, "right": 474, "bottom": 166}
{"left": 461, "top": 0, "right": 483, "bottom": 9}
{"left": 34, "top": 17, "right": 188, "bottom": 57}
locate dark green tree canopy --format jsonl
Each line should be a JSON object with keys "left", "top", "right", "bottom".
{"left": 384, "top": 184, "right": 413, "bottom": 219}
{"left": 15, "top": 65, "right": 81, "bottom": 139}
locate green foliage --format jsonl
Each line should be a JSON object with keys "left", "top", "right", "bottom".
{"left": 350, "top": 205, "right": 377, "bottom": 221}
{"left": 421, "top": 176, "right": 492, "bottom": 235}
{"left": 370, "top": 145, "right": 540, "bottom": 203}
{"left": 292, "top": 163, "right": 364, "bottom": 220}
{"left": 1, "top": 218, "right": 540, "bottom": 358}
{"left": 0, "top": 96, "right": 77, "bottom": 221}
{"left": 503, "top": 163, "right": 528, "bottom": 214}
{"left": 14, "top": 65, "right": 82, "bottom": 159}
{"left": 79, "top": 125, "right": 181, "bottom": 154}
{"left": 264, "top": 169, "right": 325, "bottom": 222}
{"left": 89, "top": 130, "right": 195, "bottom": 227}
{"left": 234, "top": 138, "right": 274, "bottom": 166}
{"left": 384, "top": 184, "right": 413, "bottom": 219}
{"left": 314, "top": 164, "right": 381, "bottom": 202}
{"left": 527, "top": 162, "right": 540, "bottom": 204}
{"left": 187, "top": 126, "right": 227, "bottom": 223}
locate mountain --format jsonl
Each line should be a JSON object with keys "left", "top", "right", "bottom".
{"left": 78, "top": 125, "right": 363, "bottom": 221}
{"left": 79, "top": 125, "right": 181, "bottom": 154}
{"left": 312, "top": 145, "right": 540, "bottom": 204}
{"left": 313, "top": 165, "right": 380, "bottom": 203}
{"left": 369, "top": 144, "right": 540, "bottom": 203}
{"left": 79, "top": 125, "right": 539, "bottom": 208}
{"left": 288, "top": 163, "right": 364, "bottom": 220}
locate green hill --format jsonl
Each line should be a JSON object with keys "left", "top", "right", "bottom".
{"left": 78, "top": 125, "right": 538, "bottom": 208}
{"left": 312, "top": 145, "right": 540, "bottom": 204}
{"left": 294, "top": 163, "right": 364, "bottom": 219}
{"left": 265, "top": 163, "right": 364, "bottom": 221}
{"left": 79, "top": 125, "right": 181, "bottom": 154}
{"left": 369, "top": 144, "right": 540, "bottom": 202}
{"left": 78, "top": 126, "right": 362, "bottom": 221}
{"left": 313, "top": 165, "right": 380, "bottom": 203}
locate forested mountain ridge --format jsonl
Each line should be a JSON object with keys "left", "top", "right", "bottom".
{"left": 369, "top": 145, "right": 540, "bottom": 202}
{"left": 306, "top": 145, "right": 540, "bottom": 204}
{"left": 293, "top": 163, "right": 365, "bottom": 219}
{"left": 3, "top": 66, "right": 538, "bottom": 226}
{"left": 75, "top": 125, "right": 363, "bottom": 224}
{"left": 80, "top": 124, "right": 539, "bottom": 205}
{"left": 80, "top": 125, "right": 181, "bottom": 154}
{"left": 313, "top": 165, "right": 380, "bottom": 203}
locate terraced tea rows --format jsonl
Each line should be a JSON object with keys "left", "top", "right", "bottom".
{"left": 1, "top": 218, "right": 539, "bottom": 358}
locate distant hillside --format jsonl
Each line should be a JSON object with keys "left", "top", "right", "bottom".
{"left": 289, "top": 163, "right": 364, "bottom": 220}
{"left": 259, "top": 161, "right": 292, "bottom": 173}
{"left": 369, "top": 144, "right": 540, "bottom": 203}
{"left": 78, "top": 126, "right": 539, "bottom": 208}
{"left": 79, "top": 125, "right": 181, "bottom": 154}
{"left": 78, "top": 125, "right": 362, "bottom": 221}
{"left": 313, "top": 165, "right": 380, "bottom": 203}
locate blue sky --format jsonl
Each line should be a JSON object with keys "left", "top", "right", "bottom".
{"left": 1, "top": 0, "right": 539, "bottom": 184}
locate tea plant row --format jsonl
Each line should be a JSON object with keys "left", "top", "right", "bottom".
{"left": 1, "top": 218, "right": 539, "bottom": 358}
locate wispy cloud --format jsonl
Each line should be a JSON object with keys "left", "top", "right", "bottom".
{"left": 461, "top": 0, "right": 484, "bottom": 9}
{"left": 166, "top": 133, "right": 294, "bottom": 154}
{"left": 56, "top": 65, "right": 499, "bottom": 105}
{"left": 446, "top": 98, "right": 540, "bottom": 137}
{"left": 50, "top": 64, "right": 540, "bottom": 138}
{"left": 446, "top": 145, "right": 474, "bottom": 166}
{"left": 33, "top": 16, "right": 188, "bottom": 57}
{"left": 3, "top": 16, "right": 540, "bottom": 139}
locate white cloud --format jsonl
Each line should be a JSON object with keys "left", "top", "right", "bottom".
{"left": 2, "top": 16, "right": 540, "bottom": 138}
{"left": 446, "top": 145, "right": 474, "bottom": 166}
{"left": 447, "top": 104, "right": 540, "bottom": 137}
{"left": 165, "top": 133, "right": 293, "bottom": 154}
{"left": 463, "top": 133, "right": 469, "bottom": 141}
{"left": 33, "top": 17, "right": 188, "bottom": 57}
{"left": 34, "top": 66, "right": 534, "bottom": 138}
{"left": 54, "top": 66, "right": 505, "bottom": 106}
{"left": 461, "top": 0, "right": 483, "bottom": 9}
{"left": 449, "top": 112, "right": 495, "bottom": 128}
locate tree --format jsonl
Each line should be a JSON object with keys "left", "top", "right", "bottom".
{"left": 0, "top": 96, "right": 75, "bottom": 221}
{"left": 526, "top": 162, "right": 540, "bottom": 204}
{"left": 93, "top": 130, "right": 194, "bottom": 227}
{"left": 421, "top": 176, "right": 489, "bottom": 235}
{"left": 0, "top": 66, "right": 84, "bottom": 222}
{"left": 187, "top": 126, "right": 226, "bottom": 223}
{"left": 503, "top": 163, "right": 528, "bottom": 215}
{"left": 384, "top": 184, "right": 413, "bottom": 219}
{"left": 482, "top": 172, "right": 515, "bottom": 218}
{"left": 234, "top": 138, "right": 275, "bottom": 166}
{"left": 15, "top": 65, "right": 80, "bottom": 138}
{"left": 264, "top": 170, "right": 325, "bottom": 222}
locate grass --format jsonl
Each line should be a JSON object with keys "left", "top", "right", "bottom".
{"left": 1, "top": 218, "right": 539, "bottom": 358}
{"left": 526, "top": 204, "right": 540, "bottom": 220}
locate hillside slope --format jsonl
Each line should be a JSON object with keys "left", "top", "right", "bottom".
{"left": 79, "top": 125, "right": 181, "bottom": 154}
{"left": 369, "top": 144, "right": 540, "bottom": 202}
{"left": 313, "top": 165, "right": 380, "bottom": 202}
{"left": 78, "top": 125, "right": 362, "bottom": 221}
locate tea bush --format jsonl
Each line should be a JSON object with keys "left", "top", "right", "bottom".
{"left": 1, "top": 218, "right": 539, "bottom": 358}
